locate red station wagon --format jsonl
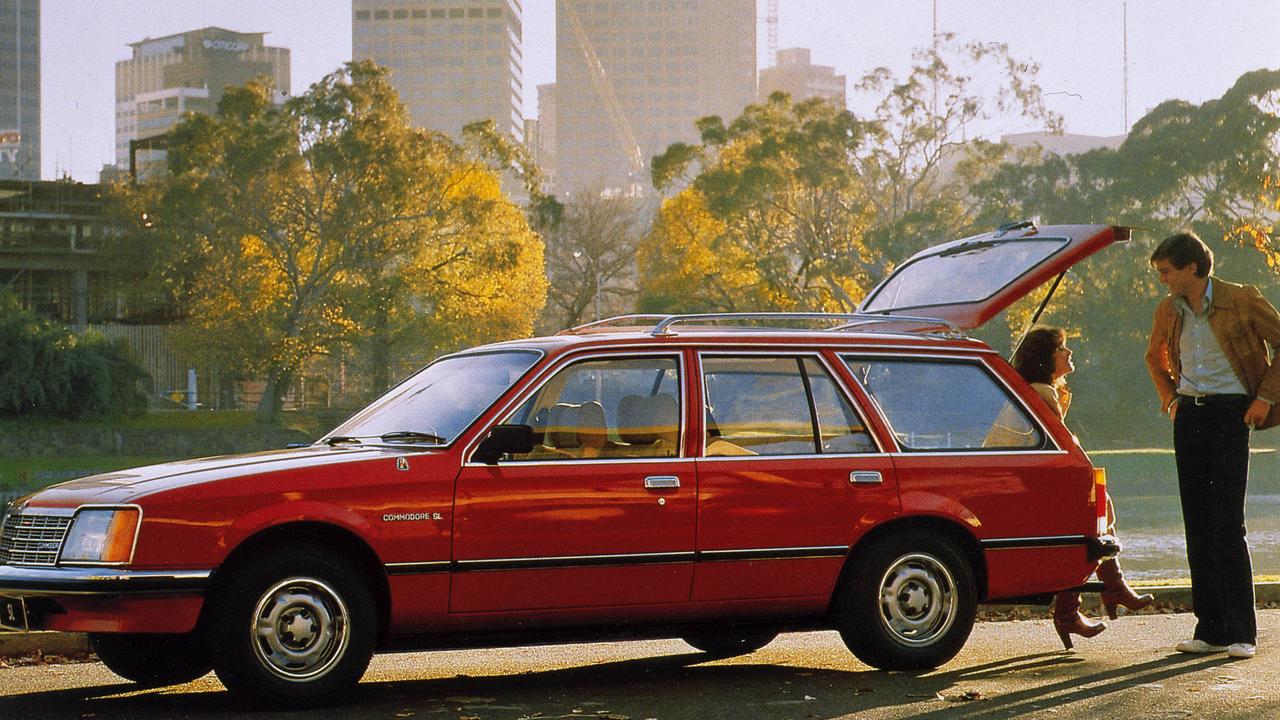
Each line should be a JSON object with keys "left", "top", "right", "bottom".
{"left": 0, "top": 223, "right": 1128, "bottom": 706}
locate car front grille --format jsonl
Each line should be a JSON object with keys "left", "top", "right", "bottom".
{"left": 0, "top": 513, "right": 74, "bottom": 566}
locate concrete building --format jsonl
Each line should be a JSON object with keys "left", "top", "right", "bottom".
{"left": 530, "top": 82, "right": 556, "bottom": 190}
{"left": 115, "top": 27, "right": 290, "bottom": 178}
{"left": 1001, "top": 131, "right": 1126, "bottom": 157}
{"left": 759, "top": 47, "right": 845, "bottom": 107}
{"left": 352, "top": 0, "right": 524, "bottom": 142}
{"left": 0, "top": 0, "right": 39, "bottom": 180}
{"left": 555, "top": 0, "right": 756, "bottom": 195}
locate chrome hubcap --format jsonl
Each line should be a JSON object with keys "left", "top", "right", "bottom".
{"left": 251, "top": 577, "right": 350, "bottom": 681}
{"left": 878, "top": 552, "right": 957, "bottom": 647}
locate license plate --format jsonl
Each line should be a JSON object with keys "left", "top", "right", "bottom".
{"left": 0, "top": 595, "right": 28, "bottom": 632}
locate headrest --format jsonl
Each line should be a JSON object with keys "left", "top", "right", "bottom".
{"left": 618, "top": 394, "right": 678, "bottom": 445}
{"left": 546, "top": 401, "right": 607, "bottom": 449}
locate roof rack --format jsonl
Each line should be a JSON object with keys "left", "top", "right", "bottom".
{"left": 560, "top": 312, "right": 962, "bottom": 337}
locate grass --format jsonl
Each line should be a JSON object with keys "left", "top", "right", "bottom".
{"left": 0, "top": 455, "right": 175, "bottom": 492}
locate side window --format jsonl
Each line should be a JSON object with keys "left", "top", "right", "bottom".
{"left": 504, "top": 356, "right": 681, "bottom": 461}
{"left": 804, "top": 358, "right": 877, "bottom": 454}
{"left": 702, "top": 356, "right": 875, "bottom": 456}
{"left": 843, "top": 358, "right": 1044, "bottom": 451}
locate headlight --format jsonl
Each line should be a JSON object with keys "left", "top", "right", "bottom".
{"left": 60, "top": 507, "right": 141, "bottom": 565}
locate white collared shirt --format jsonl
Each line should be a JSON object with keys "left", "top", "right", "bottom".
{"left": 1175, "top": 278, "right": 1248, "bottom": 397}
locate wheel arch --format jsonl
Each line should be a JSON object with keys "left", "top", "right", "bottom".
{"left": 204, "top": 521, "right": 392, "bottom": 643}
{"left": 832, "top": 515, "right": 988, "bottom": 613}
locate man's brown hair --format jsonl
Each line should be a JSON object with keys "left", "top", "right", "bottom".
{"left": 1151, "top": 231, "right": 1213, "bottom": 278}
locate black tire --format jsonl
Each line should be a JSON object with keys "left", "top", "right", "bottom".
{"left": 682, "top": 626, "right": 779, "bottom": 656}
{"left": 835, "top": 532, "right": 976, "bottom": 670}
{"left": 206, "top": 546, "right": 377, "bottom": 707}
{"left": 90, "top": 632, "right": 212, "bottom": 686}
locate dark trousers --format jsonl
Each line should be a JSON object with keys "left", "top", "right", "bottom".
{"left": 1173, "top": 395, "right": 1256, "bottom": 645}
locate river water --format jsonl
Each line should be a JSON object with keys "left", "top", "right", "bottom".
{"left": 1092, "top": 448, "right": 1280, "bottom": 581}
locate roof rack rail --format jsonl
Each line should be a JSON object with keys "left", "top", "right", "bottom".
{"left": 558, "top": 314, "right": 671, "bottom": 335}
{"left": 649, "top": 312, "right": 961, "bottom": 337}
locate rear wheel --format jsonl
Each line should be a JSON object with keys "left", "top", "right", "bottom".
{"left": 90, "top": 632, "right": 212, "bottom": 686}
{"left": 682, "top": 626, "right": 779, "bottom": 656}
{"left": 206, "top": 546, "right": 377, "bottom": 707}
{"left": 835, "top": 532, "right": 975, "bottom": 670}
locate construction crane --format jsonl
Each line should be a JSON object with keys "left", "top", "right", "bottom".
{"left": 562, "top": 0, "right": 645, "bottom": 184}
{"left": 766, "top": 0, "right": 779, "bottom": 66}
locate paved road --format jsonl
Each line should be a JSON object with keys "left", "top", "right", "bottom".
{"left": 2, "top": 610, "right": 1278, "bottom": 720}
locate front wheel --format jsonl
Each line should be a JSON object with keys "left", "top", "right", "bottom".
{"left": 835, "top": 532, "right": 975, "bottom": 670}
{"left": 206, "top": 546, "right": 377, "bottom": 707}
{"left": 90, "top": 632, "right": 212, "bottom": 686}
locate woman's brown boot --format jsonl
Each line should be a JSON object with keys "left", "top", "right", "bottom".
{"left": 1052, "top": 591, "right": 1106, "bottom": 650}
{"left": 1097, "top": 558, "right": 1154, "bottom": 619}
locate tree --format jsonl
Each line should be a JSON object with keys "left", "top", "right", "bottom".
{"left": 540, "top": 191, "right": 648, "bottom": 331}
{"left": 111, "top": 62, "right": 547, "bottom": 420}
{"left": 644, "top": 94, "right": 877, "bottom": 313}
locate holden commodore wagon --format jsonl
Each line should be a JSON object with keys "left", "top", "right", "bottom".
{"left": 0, "top": 223, "right": 1127, "bottom": 705}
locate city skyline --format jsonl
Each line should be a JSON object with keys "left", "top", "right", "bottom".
{"left": 38, "top": 0, "right": 1280, "bottom": 183}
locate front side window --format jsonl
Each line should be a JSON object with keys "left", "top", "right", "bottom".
{"left": 504, "top": 355, "right": 681, "bottom": 461}
{"left": 702, "top": 356, "right": 875, "bottom": 456}
{"left": 843, "top": 358, "right": 1044, "bottom": 451}
{"left": 327, "top": 350, "right": 540, "bottom": 445}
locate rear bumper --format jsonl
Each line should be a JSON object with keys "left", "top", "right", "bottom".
{"left": 1087, "top": 534, "right": 1121, "bottom": 562}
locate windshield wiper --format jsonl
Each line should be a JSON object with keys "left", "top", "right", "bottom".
{"left": 325, "top": 436, "right": 363, "bottom": 446}
{"left": 379, "top": 430, "right": 446, "bottom": 445}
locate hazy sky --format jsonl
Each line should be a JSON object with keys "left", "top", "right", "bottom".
{"left": 42, "top": 0, "right": 1280, "bottom": 182}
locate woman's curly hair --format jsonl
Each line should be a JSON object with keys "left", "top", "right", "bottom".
{"left": 1013, "top": 326, "right": 1067, "bottom": 386}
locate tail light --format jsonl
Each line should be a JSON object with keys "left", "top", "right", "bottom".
{"left": 1091, "top": 467, "right": 1108, "bottom": 535}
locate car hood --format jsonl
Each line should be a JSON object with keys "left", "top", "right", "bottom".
{"left": 14, "top": 444, "right": 441, "bottom": 508}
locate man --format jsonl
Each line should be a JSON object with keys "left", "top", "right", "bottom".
{"left": 1145, "top": 231, "right": 1280, "bottom": 660}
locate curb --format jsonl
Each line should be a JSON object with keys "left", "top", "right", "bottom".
{"left": 4, "top": 583, "right": 1280, "bottom": 660}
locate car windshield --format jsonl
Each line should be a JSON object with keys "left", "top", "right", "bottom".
{"left": 862, "top": 237, "right": 1067, "bottom": 313}
{"left": 325, "top": 350, "right": 541, "bottom": 445}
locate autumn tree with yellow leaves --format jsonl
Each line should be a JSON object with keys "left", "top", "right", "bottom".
{"left": 111, "top": 62, "right": 548, "bottom": 420}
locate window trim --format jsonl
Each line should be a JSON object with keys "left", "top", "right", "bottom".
{"left": 463, "top": 350, "right": 688, "bottom": 465}
{"left": 695, "top": 350, "right": 885, "bottom": 458}
{"left": 839, "top": 353, "right": 1061, "bottom": 454}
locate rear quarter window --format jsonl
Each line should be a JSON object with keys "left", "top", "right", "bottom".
{"left": 842, "top": 357, "right": 1047, "bottom": 451}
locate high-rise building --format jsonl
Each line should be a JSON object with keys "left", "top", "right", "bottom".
{"left": 759, "top": 48, "right": 845, "bottom": 107}
{"left": 556, "top": 0, "right": 756, "bottom": 195}
{"left": 115, "top": 27, "right": 290, "bottom": 177}
{"left": 352, "top": 0, "right": 524, "bottom": 143}
{"left": 0, "top": 0, "right": 39, "bottom": 180}
{"left": 531, "top": 82, "right": 556, "bottom": 190}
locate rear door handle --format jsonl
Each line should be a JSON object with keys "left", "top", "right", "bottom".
{"left": 850, "top": 471, "right": 883, "bottom": 484}
{"left": 644, "top": 475, "right": 681, "bottom": 489}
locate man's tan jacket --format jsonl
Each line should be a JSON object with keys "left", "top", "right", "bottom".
{"left": 1146, "top": 278, "right": 1280, "bottom": 430}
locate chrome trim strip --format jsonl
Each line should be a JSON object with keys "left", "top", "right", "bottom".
{"left": 698, "top": 545, "right": 849, "bottom": 561}
{"left": 384, "top": 561, "right": 451, "bottom": 575}
{"left": 0, "top": 565, "right": 211, "bottom": 596}
{"left": 980, "top": 535, "right": 1088, "bottom": 550}
{"left": 456, "top": 551, "right": 696, "bottom": 572}
{"left": 697, "top": 452, "right": 893, "bottom": 462}
{"left": 388, "top": 545, "right": 853, "bottom": 575}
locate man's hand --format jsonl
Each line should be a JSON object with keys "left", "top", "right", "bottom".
{"left": 1244, "top": 398, "right": 1270, "bottom": 429}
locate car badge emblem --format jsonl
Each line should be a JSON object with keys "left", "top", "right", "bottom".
{"left": 396, "top": 457, "right": 409, "bottom": 471}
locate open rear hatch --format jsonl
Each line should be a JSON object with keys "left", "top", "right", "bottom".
{"left": 858, "top": 222, "right": 1131, "bottom": 331}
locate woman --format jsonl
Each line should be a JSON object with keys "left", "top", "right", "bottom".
{"left": 1013, "top": 326, "right": 1154, "bottom": 650}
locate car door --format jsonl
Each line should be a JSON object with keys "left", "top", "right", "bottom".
{"left": 857, "top": 223, "right": 1129, "bottom": 330}
{"left": 451, "top": 351, "right": 695, "bottom": 613}
{"left": 691, "top": 352, "right": 899, "bottom": 603}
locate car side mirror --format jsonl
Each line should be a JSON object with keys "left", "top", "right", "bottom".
{"left": 473, "top": 424, "right": 535, "bottom": 465}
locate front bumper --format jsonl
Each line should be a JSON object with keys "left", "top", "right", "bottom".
{"left": 0, "top": 565, "right": 211, "bottom": 633}
{"left": 0, "top": 564, "right": 211, "bottom": 596}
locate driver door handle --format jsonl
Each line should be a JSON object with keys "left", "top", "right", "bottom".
{"left": 644, "top": 475, "right": 681, "bottom": 489}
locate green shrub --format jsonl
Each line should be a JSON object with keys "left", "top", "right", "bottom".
{"left": 0, "top": 298, "right": 148, "bottom": 419}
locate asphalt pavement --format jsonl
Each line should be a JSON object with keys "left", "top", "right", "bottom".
{"left": 1, "top": 609, "right": 1278, "bottom": 720}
